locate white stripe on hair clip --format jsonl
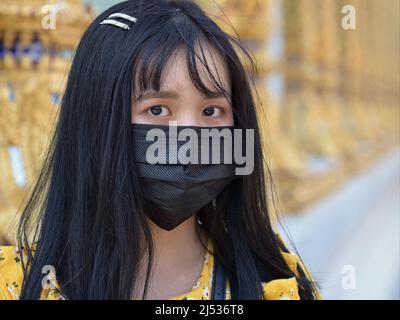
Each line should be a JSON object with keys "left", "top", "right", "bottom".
{"left": 100, "top": 12, "right": 138, "bottom": 30}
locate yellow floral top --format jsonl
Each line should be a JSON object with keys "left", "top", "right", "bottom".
{"left": 0, "top": 235, "right": 321, "bottom": 300}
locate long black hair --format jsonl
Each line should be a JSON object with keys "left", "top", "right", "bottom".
{"left": 17, "top": 0, "right": 319, "bottom": 299}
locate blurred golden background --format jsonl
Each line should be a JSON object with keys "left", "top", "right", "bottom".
{"left": 0, "top": 0, "right": 399, "bottom": 299}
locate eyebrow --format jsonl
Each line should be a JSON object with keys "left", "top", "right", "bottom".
{"left": 136, "top": 90, "right": 230, "bottom": 101}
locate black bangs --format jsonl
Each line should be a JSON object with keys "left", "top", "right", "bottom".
{"left": 131, "top": 12, "right": 232, "bottom": 104}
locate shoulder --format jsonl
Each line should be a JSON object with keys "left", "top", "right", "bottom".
{"left": 0, "top": 245, "right": 25, "bottom": 300}
{"left": 261, "top": 234, "right": 302, "bottom": 300}
{"left": 275, "top": 232, "right": 302, "bottom": 273}
{"left": 0, "top": 245, "right": 65, "bottom": 300}
{"left": 271, "top": 232, "right": 323, "bottom": 300}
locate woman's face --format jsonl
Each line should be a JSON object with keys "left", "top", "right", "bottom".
{"left": 131, "top": 48, "right": 234, "bottom": 127}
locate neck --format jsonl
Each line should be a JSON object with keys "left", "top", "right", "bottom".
{"left": 149, "top": 216, "right": 207, "bottom": 266}
{"left": 132, "top": 216, "right": 208, "bottom": 299}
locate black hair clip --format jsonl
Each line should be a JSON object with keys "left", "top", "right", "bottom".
{"left": 100, "top": 12, "right": 138, "bottom": 30}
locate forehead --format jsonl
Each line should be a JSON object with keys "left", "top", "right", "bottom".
{"left": 163, "top": 45, "right": 230, "bottom": 93}
{"left": 133, "top": 40, "right": 231, "bottom": 98}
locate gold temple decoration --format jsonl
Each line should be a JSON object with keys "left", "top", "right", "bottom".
{"left": 0, "top": 0, "right": 95, "bottom": 243}
{"left": 279, "top": 0, "right": 399, "bottom": 212}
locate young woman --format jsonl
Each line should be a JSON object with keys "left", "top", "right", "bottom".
{"left": 0, "top": 0, "right": 320, "bottom": 300}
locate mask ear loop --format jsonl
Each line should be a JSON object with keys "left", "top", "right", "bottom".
{"left": 220, "top": 202, "right": 229, "bottom": 234}
{"left": 196, "top": 198, "right": 229, "bottom": 234}
{"left": 212, "top": 199, "right": 217, "bottom": 210}
{"left": 212, "top": 198, "right": 229, "bottom": 233}
{"left": 196, "top": 199, "right": 216, "bottom": 225}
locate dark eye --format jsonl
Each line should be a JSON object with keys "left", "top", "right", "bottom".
{"left": 147, "top": 105, "right": 170, "bottom": 116}
{"left": 203, "top": 106, "right": 221, "bottom": 117}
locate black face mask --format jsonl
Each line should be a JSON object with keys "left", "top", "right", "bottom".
{"left": 132, "top": 123, "right": 237, "bottom": 231}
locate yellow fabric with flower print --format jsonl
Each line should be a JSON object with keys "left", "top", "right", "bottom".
{"left": 0, "top": 234, "right": 321, "bottom": 300}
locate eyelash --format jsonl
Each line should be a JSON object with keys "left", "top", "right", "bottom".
{"left": 146, "top": 105, "right": 171, "bottom": 117}
{"left": 144, "top": 105, "right": 226, "bottom": 117}
{"left": 202, "top": 106, "right": 224, "bottom": 117}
